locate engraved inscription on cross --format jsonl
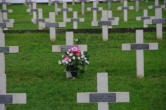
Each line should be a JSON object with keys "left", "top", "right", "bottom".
{"left": 0, "top": 32, "right": 26, "bottom": 110}
{"left": 45, "top": 12, "right": 65, "bottom": 41}
{"left": 77, "top": 73, "right": 130, "bottom": 110}
{"left": 122, "top": 30, "right": 158, "bottom": 78}
{"left": 52, "top": 31, "right": 87, "bottom": 78}
{"left": 117, "top": 0, "right": 134, "bottom": 22}
{"left": 87, "top": 0, "right": 103, "bottom": 26}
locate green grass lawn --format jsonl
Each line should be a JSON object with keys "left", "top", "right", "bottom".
{"left": 4, "top": 31, "right": 166, "bottom": 110}
{"left": 1, "top": 1, "right": 166, "bottom": 30}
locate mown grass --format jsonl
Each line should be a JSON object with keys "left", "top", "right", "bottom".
{"left": 0, "top": 1, "right": 166, "bottom": 30}
{"left": 4, "top": 31, "right": 166, "bottom": 110}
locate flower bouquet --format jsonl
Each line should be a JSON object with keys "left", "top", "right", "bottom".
{"left": 58, "top": 46, "right": 89, "bottom": 78}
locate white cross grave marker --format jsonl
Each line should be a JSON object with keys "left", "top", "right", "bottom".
{"left": 135, "top": 0, "right": 140, "bottom": 12}
{"left": 66, "top": 11, "right": 84, "bottom": 29}
{"left": 136, "top": 9, "right": 155, "bottom": 28}
{"left": 108, "top": 10, "right": 119, "bottom": 29}
{"left": 77, "top": 72, "right": 130, "bottom": 110}
{"left": 0, "top": 11, "right": 13, "bottom": 31}
{"left": 0, "top": 32, "right": 26, "bottom": 110}
{"left": 122, "top": 30, "right": 158, "bottom": 78}
{"left": 107, "top": 0, "right": 112, "bottom": 10}
{"left": 58, "top": 2, "right": 72, "bottom": 22}
{"left": 52, "top": 31, "right": 87, "bottom": 78}
{"left": 87, "top": 0, "right": 103, "bottom": 26}
{"left": 27, "top": 2, "right": 38, "bottom": 24}
{"left": 45, "top": 12, "right": 65, "bottom": 41}
{"left": 36, "top": 8, "right": 45, "bottom": 30}
{"left": 98, "top": 10, "right": 119, "bottom": 41}
{"left": 0, "top": 2, "right": 14, "bottom": 30}
{"left": 117, "top": 0, "right": 134, "bottom": 22}
{"left": 147, "top": 3, "right": 165, "bottom": 40}
{"left": 50, "top": 0, "right": 61, "bottom": 15}
{"left": 79, "top": 0, "right": 88, "bottom": 15}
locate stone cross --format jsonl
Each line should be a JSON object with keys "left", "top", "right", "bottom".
{"left": 36, "top": 8, "right": 45, "bottom": 30}
{"left": 98, "top": 11, "right": 118, "bottom": 41}
{"left": 52, "top": 31, "right": 87, "bottom": 78}
{"left": 107, "top": 0, "right": 112, "bottom": 10}
{"left": 148, "top": 0, "right": 164, "bottom": 18}
{"left": 51, "top": 0, "right": 60, "bottom": 15}
{"left": 48, "top": 0, "right": 52, "bottom": 6}
{"left": 122, "top": 30, "right": 158, "bottom": 78}
{"left": 0, "top": 11, "right": 12, "bottom": 31}
{"left": 146, "top": 5, "right": 165, "bottom": 39}
{"left": 0, "top": 1, "right": 14, "bottom": 30}
{"left": 135, "top": 0, "right": 140, "bottom": 12}
{"left": 0, "top": 32, "right": 26, "bottom": 110}
{"left": 25, "top": 0, "right": 33, "bottom": 15}
{"left": 58, "top": 2, "right": 72, "bottom": 22}
{"left": 66, "top": 11, "right": 84, "bottom": 29}
{"left": 107, "top": 10, "right": 119, "bottom": 28}
{"left": 136, "top": 9, "right": 155, "bottom": 28}
{"left": 77, "top": 72, "right": 130, "bottom": 110}
{"left": 79, "top": 0, "right": 88, "bottom": 15}
{"left": 117, "top": 0, "right": 134, "bottom": 22}
{"left": 45, "top": 12, "right": 65, "bottom": 41}
{"left": 87, "top": 0, "right": 103, "bottom": 26}
{"left": 27, "top": 2, "right": 38, "bottom": 24}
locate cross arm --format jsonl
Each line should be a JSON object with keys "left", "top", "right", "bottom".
{"left": 122, "top": 43, "right": 158, "bottom": 51}
{"left": 52, "top": 45, "right": 87, "bottom": 52}
{"left": 0, "top": 9, "right": 13, "bottom": 13}
{"left": 77, "top": 92, "right": 129, "bottom": 103}
{"left": 0, "top": 46, "right": 19, "bottom": 53}
{"left": 0, "top": 93, "right": 26, "bottom": 104}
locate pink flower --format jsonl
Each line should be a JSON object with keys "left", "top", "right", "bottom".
{"left": 69, "top": 46, "right": 80, "bottom": 53}
{"left": 62, "top": 56, "right": 70, "bottom": 62}
{"left": 75, "top": 52, "right": 82, "bottom": 56}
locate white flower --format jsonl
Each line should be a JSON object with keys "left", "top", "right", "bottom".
{"left": 73, "top": 56, "right": 75, "bottom": 60}
{"left": 62, "top": 55, "right": 64, "bottom": 58}
{"left": 67, "top": 51, "right": 69, "bottom": 54}
{"left": 69, "top": 59, "right": 71, "bottom": 62}
{"left": 58, "top": 61, "right": 62, "bottom": 65}
{"left": 85, "top": 61, "right": 89, "bottom": 64}
{"left": 78, "top": 57, "right": 80, "bottom": 60}
{"left": 69, "top": 53, "right": 73, "bottom": 56}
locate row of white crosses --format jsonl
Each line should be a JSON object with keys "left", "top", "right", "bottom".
{"left": 0, "top": 16, "right": 26, "bottom": 109}
{"left": 87, "top": 0, "right": 103, "bottom": 26}
{"left": 52, "top": 31, "right": 87, "bottom": 78}
{"left": 77, "top": 72, "right": 130, "bottom": 110}
{"left": 122, "top": 30, "right": 158, "bottom": 78}
{"left": 117, "top": 0, "right": 134, "bottom": 22}
{"left": 0, "top": 0, "right": 14, "bottom": 30}
{"left": 98, "top": 10, "right": 119, "bottom": 41}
